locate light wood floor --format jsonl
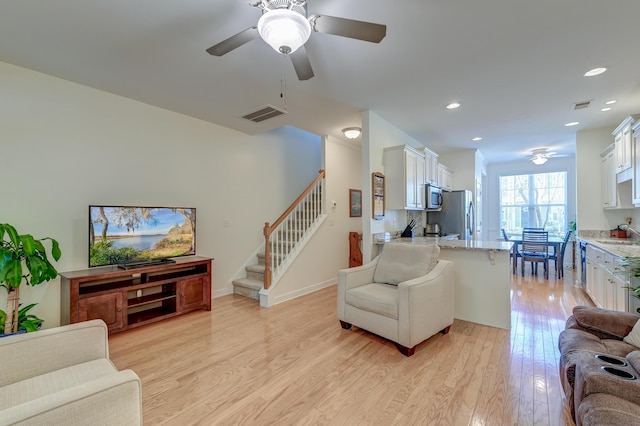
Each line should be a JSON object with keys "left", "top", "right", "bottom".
{"left": 109, "top": 266, "right": 594, "bottom": 425}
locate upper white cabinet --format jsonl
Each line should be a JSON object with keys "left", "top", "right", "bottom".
{"left": 437, "top": 163, "right": 454, "bottom": 190}
{"left": 632, "top": 120, "right": 640, "bottom": 205}
{"left": 423, "top": 148, "right": 439, "bottom": 185}
{"left": 613, "top": 114, "right": 639, "bottom": 177}
{"left": 601, "top": 144, "right": 616, "bottom": 208}
{"left": 383, "top": 145, "right": 426, "bottom": 210}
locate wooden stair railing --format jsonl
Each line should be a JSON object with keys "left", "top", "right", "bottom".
{"left": 263, "top": 170, "right": 325, "bottom": 290}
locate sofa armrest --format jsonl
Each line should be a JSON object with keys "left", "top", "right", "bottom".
{"left": 338, "top": 256, "right": 379, "bottom": 290}
{"left": 573, "top": 351, "right": 640, "bottom": 411}
{"left": 570, "top": 306, "right": 640, "bottom": 340}
{"left": 0, "top": 370, "right": 142, "bottom": 426}
{"left": 337, "top": 256, "right": 379, "bottom": 320}
{"left": 0, "top": 320, "right": 109, "bottom": 387}
{"left": 397, "top": 259, "right": 455, "bottom": 346}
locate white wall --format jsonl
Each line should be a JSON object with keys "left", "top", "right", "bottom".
{"left": 486, "top": 156, "right": 577, "bottom": 241}
{"left": 267, "top": 136, "right": 363, "bottom": 304}
{"left": 438, "top": 149, "right": 488, "bottom": 239}
{"left": 0, "top": 61, "right": 325, "bottom": 327}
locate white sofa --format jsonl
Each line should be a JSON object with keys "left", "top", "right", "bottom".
{"left": 0, "top": 319, "right": 142, "bottom": 425}
{"left": 337, "top": 243, "right": 455, "bottom": 356}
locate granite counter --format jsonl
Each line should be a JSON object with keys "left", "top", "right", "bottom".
{"left": 577, "top": 236, "right": 640, "bottom": 259}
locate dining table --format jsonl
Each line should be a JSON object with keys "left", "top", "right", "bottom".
{"left": 508, "top": 235, "right": 565, "bottom": 276}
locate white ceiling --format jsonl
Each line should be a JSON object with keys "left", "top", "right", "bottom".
{"left": 2, "top": 0, "right": 640, "bottom": 163}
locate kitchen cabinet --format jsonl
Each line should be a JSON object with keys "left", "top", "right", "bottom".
{"left": 438, "top": 163, "right": 454, "bottom": 190}
{"left": 632, "top": 120, "right": 640, "bottom": 205}
{"left": 423, "top": 148, "right": 439, "bottom": 185}
{"left": 613, "top": 114, "right": 639, "bottom": 176}
{"left": 601, "top": 145, "right": 616, "bottom": 208}
{"left": 600, "top": 144, "right": 633, "bottom": 209}
{"left": 383, "top": 145, "right": 426, "bottom": 210}
{"left": 585, "top": 245, "right": 604, "bottom": 306}
{"left": 584, "top": 244, "right": 628, "bottom": 312}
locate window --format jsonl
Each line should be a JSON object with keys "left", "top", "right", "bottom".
{"left": 500, "top": 171, "right": 567, "bottom": 239}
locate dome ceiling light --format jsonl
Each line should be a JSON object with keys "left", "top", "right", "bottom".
{"left": 342, "top": 127, "right": 362, "bottom": 139}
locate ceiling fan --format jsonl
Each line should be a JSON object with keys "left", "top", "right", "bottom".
{"left": 528, "top": 148, "right": 558, "bottom": 165}
{"left": 206, "top": 0, "right": 387, "bottom": 81}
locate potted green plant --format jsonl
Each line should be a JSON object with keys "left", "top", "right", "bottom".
{"left": 0, "top": 303, "right": 43, "bottom": 335}
{"left": 0, "top": 223, "right": 61, "bottom": 334}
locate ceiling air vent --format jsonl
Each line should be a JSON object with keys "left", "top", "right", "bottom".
{"left": 241, "top": 104, "right": 287, "bottom": 123}
{"left": 573, "top": 100, "right": 591, "bottom": 110}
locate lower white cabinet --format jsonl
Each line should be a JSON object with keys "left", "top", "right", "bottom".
{"left": 585, "top": 244, "right": 629, "bottom": 312}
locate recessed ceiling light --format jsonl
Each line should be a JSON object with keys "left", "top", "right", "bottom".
{"left": 471, "top": 137, "right": 482, "bottom": 141}
{"left": 601, "top": 107, "right": 612, "bottom": 112}
{"left": 446, "top": 102, "right": 461, "bottom": 110}
{"left": 565, "top": 121, "right": 580, "bottom": 127}
{"left": 583, "top": 67, "right": 607, "bottom": 77}
{"left": 605, "top": 100, "right": 617, "bottom": 105}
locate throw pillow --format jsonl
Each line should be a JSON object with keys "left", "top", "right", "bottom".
{"left": 624, "top": 319, "right": 640, "bottom": 348}
{"left": 373, "top": 243, "right": 440, "bottom": 285}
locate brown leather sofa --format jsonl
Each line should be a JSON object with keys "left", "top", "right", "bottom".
{"left": 558, "top": 305, "right": 640, "bottom": 425}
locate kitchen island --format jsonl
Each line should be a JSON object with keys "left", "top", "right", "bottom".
{"left": 374, "top": 234, "right": 513, "bottom": 329}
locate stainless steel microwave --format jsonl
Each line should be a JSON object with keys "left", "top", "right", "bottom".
{"left": 426, "top": 184, "right": 443, "bottom": 210}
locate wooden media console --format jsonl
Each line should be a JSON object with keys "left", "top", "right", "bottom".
{"left": 60, "top": 256, "right": 212, "bottom": 334}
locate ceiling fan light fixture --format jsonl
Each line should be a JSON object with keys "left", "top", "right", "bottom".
{"left": 530, "top": 148, "right": 549, "bottom": 165}
{"left": 342, "top": 127, "right": 362, "bottom": 139}
{"left": 531, "top": 154, "right": 548, "bottom": 165}
{"left": 257, "top": 9, "right": 311, "bottom": 54}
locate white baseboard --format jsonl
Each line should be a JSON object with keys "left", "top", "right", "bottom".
{"left": 260, "top": 278, "right": 337, "bottom": 307}
{"left": 212, "top": 287, "right": 233, "bottom": 299}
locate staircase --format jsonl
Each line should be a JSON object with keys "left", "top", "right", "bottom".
{"left": 232, "top": 253, "right": 266, "bottom": 300}
{"left": 232, "top": 170, "right": 325, "bottom": 302}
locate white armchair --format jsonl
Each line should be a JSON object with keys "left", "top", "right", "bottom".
{"left": 337, "top": 243, "right": 455, "bottom": 356}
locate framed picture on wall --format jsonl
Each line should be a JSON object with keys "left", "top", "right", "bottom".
{"left": 372, "top": 172, "right": 385, "bottom": 220}
{"left": 349, "top": 189, "right": 362, "bottom": 217}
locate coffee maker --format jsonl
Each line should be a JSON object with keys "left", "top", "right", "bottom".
{"left": 424, "top": 223, "right": 440, "bottom": 237}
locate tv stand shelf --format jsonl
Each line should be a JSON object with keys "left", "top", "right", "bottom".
{"left": 60, "top": 256, "right": 212, "bottom": 334}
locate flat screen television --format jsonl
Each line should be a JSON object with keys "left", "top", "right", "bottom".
{"left": 89, "top": 205, "right": 196, "bottom": 268}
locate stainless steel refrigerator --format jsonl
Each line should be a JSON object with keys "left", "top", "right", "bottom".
{"left": 429, "top": 190, "right": 474, "bottom": 240}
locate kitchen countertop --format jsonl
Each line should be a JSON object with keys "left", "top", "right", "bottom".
{"left": 578, "top": 236, "right": 640, "bottom": 258}
{"left": 373, "top": 233, "right": 513, "bottom": 252}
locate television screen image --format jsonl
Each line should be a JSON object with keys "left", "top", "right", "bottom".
{"left": 89, "top": 205, "right": 196, "bottom": 267}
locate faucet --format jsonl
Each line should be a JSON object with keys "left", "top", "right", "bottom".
{"left": 620, "top": 224, "right": 640, "bottom": 239}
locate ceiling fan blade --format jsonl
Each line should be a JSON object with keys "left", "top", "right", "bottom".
{"left": 309, "top": 15, "right": 386, "bottom": 43}
{"left": 206, "top": 26, "right": 259, "bottom": 56}
{"left": 290, "top": 46, "right": 314, "bottom": 81}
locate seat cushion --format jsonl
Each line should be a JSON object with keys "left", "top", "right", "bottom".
{"left": 373, "top": 243, "right": 439, "bottom": 285}
{"left": 0, "top": 358, "right": 117, "bottom": 410}
{"left": 346, "top": 283, "right": 398, "bottom": 319}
